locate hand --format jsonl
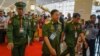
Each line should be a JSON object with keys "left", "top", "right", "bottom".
{"left": 84, "top": 42, "right": 88, "bottom": 48}
{"left": 7, "top": 43, "right": 14, "bottom": 50}
{"left": 61, "top": 33, "right": 64, "bottom": 43}
{"left": 60, "top": 38, "right": 64, "bottom": 43}
{"left": 49, "top": 48, "right": 56, "bottom": 56}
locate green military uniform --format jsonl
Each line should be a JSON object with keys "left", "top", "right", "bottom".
{"left": 60, "top": 22, "right": 82, "bottom": 56}
{"left": 30, "top": 18, "right": 38, "bottom": 41}
{"left": 42, "top": 20, "right": 63, "bottom": 56}
{"left": 7, "top": 2, "right": 32, "bottom": 56}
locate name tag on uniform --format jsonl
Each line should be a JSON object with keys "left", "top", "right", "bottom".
{"left": 19, "top": 28, "right": 24, "bottom": 33}
{"left": 50, "top": 32, "right": 57, "bottom": 40}
{"left": 75, "top": 31, "right": 77, "bottom": 38}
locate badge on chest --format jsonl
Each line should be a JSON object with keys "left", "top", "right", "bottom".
{"left": 19, "top": 28, "right": 24, "bottom": 33}
{"left": 50, "top": 32, "right": 57, "bottom": 40}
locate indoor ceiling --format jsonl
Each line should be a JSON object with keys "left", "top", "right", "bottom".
{"left": 0, "top": 0, "right": 27, "bottom": 8}
{"left": 0, "top": 0, "right": 74, "bottom": 9}
{"left": 0, "top": 0, "right": 99, "bottom": 9}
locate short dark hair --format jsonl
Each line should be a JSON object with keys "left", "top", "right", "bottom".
{"left": 90, "top": 14, "right": 96, "bottom": 18}
{"left": 50, "top": 9, "right": 59, "bottom": 16}
{"left": 73, "top": 13, "right": 80, "bottom": 18}
{"left": 97, "top": 15, "right": 100, "bottom": 19}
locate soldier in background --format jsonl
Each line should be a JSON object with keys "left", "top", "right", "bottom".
{"left": 7, "top": 2, "right": 33, "bottom": 56}
{"left": 60, "top": 13, "right": 86, "bottom": 56}
{"left": 59, "top": 13, "right": 64, "bottom": 31}
{"left": 30, "top": 13, "right": 38, "bottom": 42}
{"left": 67, "top": 13, "right": 72, "bottom": 22}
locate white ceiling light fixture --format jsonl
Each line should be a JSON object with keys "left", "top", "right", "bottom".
{"left": 96, "top": 0, "right": 100, "bottom": 2}
{"left": 31, "top": 5, "right": 35, "bottom": 10}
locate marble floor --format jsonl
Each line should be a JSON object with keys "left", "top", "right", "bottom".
{"left": 95, "top": 37, "right": 100, "bottom": 56}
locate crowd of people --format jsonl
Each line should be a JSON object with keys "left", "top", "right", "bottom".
{"left": 0, "top": 1, "right": 100, "bottom": 56}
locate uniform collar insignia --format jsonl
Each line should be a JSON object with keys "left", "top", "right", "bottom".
{"left": 51, "top": 19, "right": 61, "bottom": 24}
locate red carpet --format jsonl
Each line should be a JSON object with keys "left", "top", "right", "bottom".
{"left": 0, "top": 41, "right": 42, "bottom": 56}
{"left": 25, "top": 41, "right": 42, "bottom": 56}
{"left": 0, "top": 44, "right": 11, "bottom": 56}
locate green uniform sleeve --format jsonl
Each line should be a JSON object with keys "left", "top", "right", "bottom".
{"left": 7, "top": 20, "right": 13, "bottom": 43}
{"left": 31, "top": 19, "right": 34, "bottom": 32}
{"left": 42, "top": 24, "right": 49, "bottom": 37}
{"left": 64, "top": 23, "right": 70, "bottom": 33}
{"left": 28, "top": 19, "right": 33, "bottom": 38}
{"left": 31, "top": 19, "right": 36, "bottom": 32}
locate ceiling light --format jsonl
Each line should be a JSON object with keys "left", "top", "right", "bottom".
{"left": 96, "top": 0, "right": 100, "bottom": 2}
{"left": 31, "top": 5, "right": 35, "bottom": 10}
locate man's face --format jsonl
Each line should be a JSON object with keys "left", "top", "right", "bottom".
{"left": 91, "top": 16, "right": 96, "bottom": 22}
{"left": 52, "top": 11, "right": 60, "bottom": 21}
{"left": 17, "top": 8, "right": 24, "bottom": 16}
{"left": 0, "top": 11, "right": 3, "bottom": 16}
{"left": 73, "top": 16, "right": 80, "bottom": 23}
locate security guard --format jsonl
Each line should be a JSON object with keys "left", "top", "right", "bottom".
{"left": 60, "top": 13, "right": 82, "bottom": 56}
{"left": 42, "top": 9, "right": 63, "bottom": 56}
{"left": 7, "top": 2, "right": 32, "bottom": 56}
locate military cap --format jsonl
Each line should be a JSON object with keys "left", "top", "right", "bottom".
{"left": 15, "top": 2, "right": 26, "bottom": 9}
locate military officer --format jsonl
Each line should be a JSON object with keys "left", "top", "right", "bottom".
{"left": 42, "top": 9, "right": 63, "bottom": 56}
{"left": 60, "top": 13, "right": 83, "bottom": 56}
{"left": 30, "top": 13, "right": 38, "bottom": 42}
{"left": 7, "top": 2, "right": 32, "bottom": 56}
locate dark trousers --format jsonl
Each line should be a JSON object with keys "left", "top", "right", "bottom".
{"left": 88, "top": 39, "right": 95, "bottom": 56}
{"left": 82, "top": 39, "right": 88, "bottom": 56}
{"left": 96, "top": 36, "right": 100, "bottom": 56}
{"left": 82, "top": 43, "right": 87, "bottom": 56}
{"left": 0, "top": 29, "right": 6, "bottom": 44}
{"left": 12, "top": 44, "right": 26, "bottom": 56}
{"left": 42, "top": 53, "right": 50, "bottom": 56}
{"left": 60, "top": 46, "right": 75, "bottom": 56}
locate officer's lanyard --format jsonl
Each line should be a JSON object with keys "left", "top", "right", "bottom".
{"left": 71, "top": 22, "right": 78, "bottom": 38}
{"left": 20, "top": 17, "right": 23, "bottom": 28}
